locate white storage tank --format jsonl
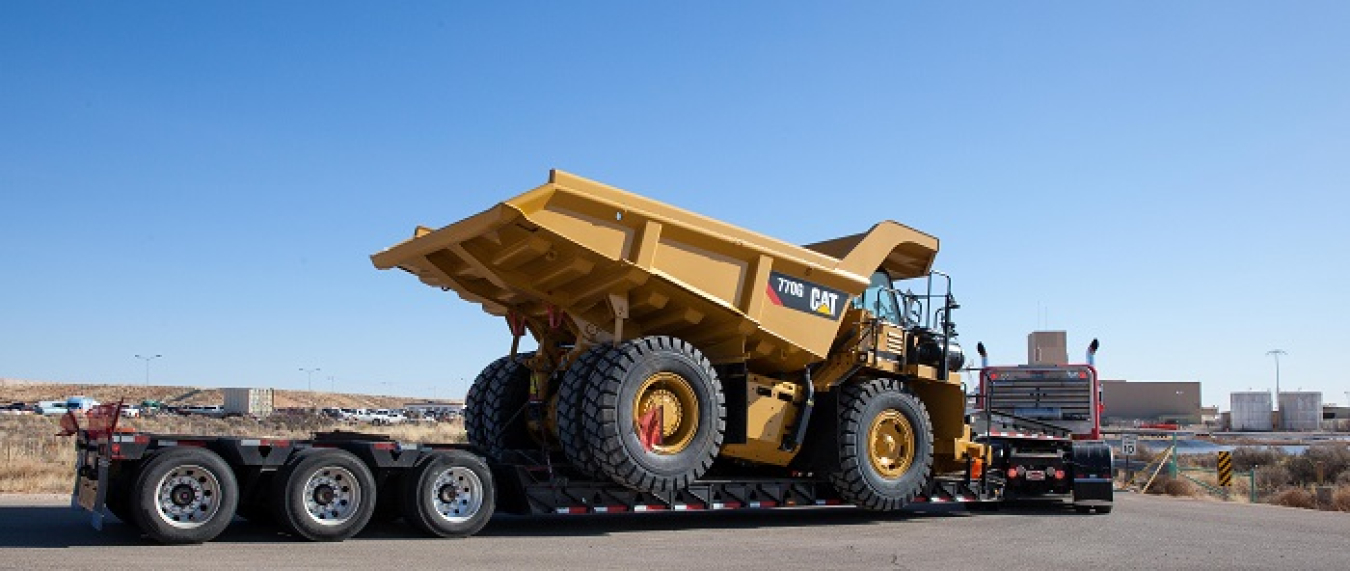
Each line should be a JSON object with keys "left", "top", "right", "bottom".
{"left": 1230, "top": 391, "right": 1272, "bottom": 431}
{"left": 223, "top": 388, "right": 274, "bottom": 418}
{"left": 1277, "top": 392, "right": 1322, "bottom": 431}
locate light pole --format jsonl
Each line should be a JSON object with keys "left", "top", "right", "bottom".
{"left": 1266, "top": 349, "right": 1286, "bottom": 430}
{"left": 135, "top": 354, "right": 162, "bottom": 386}
{"left": 299, "top": 368, "right": 321, "bottom": 392}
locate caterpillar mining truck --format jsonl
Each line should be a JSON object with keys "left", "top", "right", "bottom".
{"left": 371, "top": 169, "right": 990, "bottom": 512}
{"left": 65, "top": 170, "right": 1103, "bottom": 545}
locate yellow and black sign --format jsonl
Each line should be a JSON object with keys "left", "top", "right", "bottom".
{"left": 1218, "top": 451, "right": 1233, "bottom": 486}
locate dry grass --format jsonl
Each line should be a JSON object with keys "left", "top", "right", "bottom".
{"left": 1333, "top": 487, "right": 1350, "bottom": 512}
{"left": 1270, "top": 488, "right": 1317, "bottom": 509}
{"left": 0, "top": 413, "right": 464, "bottom": 494}
{"left": 1143, "top": 475, "right": 1201, "bottom": 497}
{"left": 0, "top": 379, "right": 446, "bottom": 410}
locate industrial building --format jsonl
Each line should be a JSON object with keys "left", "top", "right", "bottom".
{"left": 1230, "top": 391, "right": 1273, "bottom": 431}
{"left": 1101, "top": 380, "right": 1202, "bottom": 425}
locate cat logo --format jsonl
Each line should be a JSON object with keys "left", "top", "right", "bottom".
{"left": 766, "top": 271, "right": 847, "bottom": 320}
{"left": 810, "top": 288, "right": 839, "bottom": 316}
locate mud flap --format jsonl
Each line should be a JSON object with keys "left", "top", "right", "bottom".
{"left": 1071, "top": 440, "right": 1114, "bottom": 506}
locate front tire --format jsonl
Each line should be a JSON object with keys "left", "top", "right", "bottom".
{"left": 129, "top": 447, "right": 238, "bottom": 544}
{"left": 271, "top": 448, "right": 376, "bottom": 542}
{"left": 400, "top": 450, "right": 496, "bottom": 538}
{"left": 582, "top": 336, "right": 725, "bottom": 493}
{"left": 830, "top": 379, "right": 933, "bottom": 511}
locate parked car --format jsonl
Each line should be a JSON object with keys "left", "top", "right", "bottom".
{"left": 371, "top": 409, "right": 406, "bottom": 425}
{"left": 120, "top": 405, "right": 142, "bottom": 418}
{"left": 65, "top": 396, "right": 100, "bottom": 413}
{"left": 179, "top": 405, "right": 227, "bottom": 418}
{"left": 35, "top": 400, "right": 69, "bottom": 415}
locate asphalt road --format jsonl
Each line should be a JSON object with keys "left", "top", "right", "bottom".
{"left": 1, "top": 492, "right": 1346, "bottom": 570}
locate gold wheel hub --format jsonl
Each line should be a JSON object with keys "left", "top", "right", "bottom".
{"left": 868, "top": 410, "right": 915, "bottom": 478}
{"left": 633, "top": 372, "right": 699, "bottom": 454}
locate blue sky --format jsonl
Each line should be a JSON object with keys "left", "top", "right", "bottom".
{"left": 2, "top": 2, "right": 1346, "bottom": 408}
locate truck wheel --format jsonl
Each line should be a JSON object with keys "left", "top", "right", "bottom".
{"left": 129, "top": 447, "right": 239, "bottom": 544}
{"left": 400, "top": 450, "right": 496, "bottom": 538}
{"left": 271, "top": 448, "right": 376, "bottom": 542}
{"left": 464, "top": 354, "right": 534, "bottom": 461}
{"left": 556, "top": 345, "right": 614, "bottom": 479}
{"left": 830, "top": 379, "right": 933, "bottom": 511}
{"left": 583, "top": 336, "right": 725, "bottom": 493}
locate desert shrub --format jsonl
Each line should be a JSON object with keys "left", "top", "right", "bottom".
{"left": 1144, "top": 475, "right": 1198, "bottom": 497}
{"left": 1285, "top": 444, "right": 1350, "bottom": 486}
{"left": 1333, "top": 486, "right": 1350, "bottom": 512}
{"left": 1270, "top": 487, "right": 1316, "bottom": 509}
{"left": 1337, "top": 470, "right": 1350, "bottom": 486}
{"left": 1254, "top": 464, "right": 1293, "bottom": 493}
{"left": 1230, "top": 446, "right": 1285, "bottom": 472}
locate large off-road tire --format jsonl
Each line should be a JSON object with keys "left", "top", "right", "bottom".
{"left": 129, "top": 447, "right": 239, "bottom": 544}
{"left": 400, "top": 450, "right": 496, "bottom": 538}
{"left": 830, "top": 379, "right": 933, "bottom": 511}
{"left": 582, "top": 336, "right": 725, "bottom": 493}
{"left": 556, "top": 345, "right": 615, "bottom": 479}
{"left": 464, "top": 354, "right": 534, "bottom": 461}
{"left": 271, "top": 448, "right": 376, "bottom": 542}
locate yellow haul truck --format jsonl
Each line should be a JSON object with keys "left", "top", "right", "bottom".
{"left": 66, "top": 170, "right": 1109, "bottom": 545}
{"left": 371, "top": 170, "right": 992, "bottom": 510}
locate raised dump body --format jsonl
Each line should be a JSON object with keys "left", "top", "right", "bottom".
{"left": 371, "top": 169, "right": 938, "bottom": 373}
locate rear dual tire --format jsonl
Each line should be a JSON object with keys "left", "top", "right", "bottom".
{"left": 271, "top": 448, "right": 376, "bottom": 542}
{"left": 400, "top": 450, "right": 495, "bottom": 538}
{"left": 129, "top": 447, "right": 238, "bottom": 544}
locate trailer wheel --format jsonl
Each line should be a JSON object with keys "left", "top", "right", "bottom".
{"left": 583, "top": 336, "right": 725, "bottom": 493}
{"left": 556, "top": 345, "right": 615, "bottom": 479}
{"left": 465, "top": 354, "right": 534, "bottom": 461}
{"left": 401, "top": 450, "right": 496, "bottom": 538}
{"left": 271, "top": 448, "right": 376, "bottom": 542}
{"left": 129, "top": 447, "right": 238, "bottom": 544}
{"left": 830, "top": 379, "right": 933, "bottom": 511}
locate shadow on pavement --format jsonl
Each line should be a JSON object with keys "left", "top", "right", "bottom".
{"left": 0, "top": 499, "right": 1093, "bottom": 547}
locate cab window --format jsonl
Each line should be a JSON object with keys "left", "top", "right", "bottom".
{"left": 857, "top": 271, "right": 900, "bottom": 323}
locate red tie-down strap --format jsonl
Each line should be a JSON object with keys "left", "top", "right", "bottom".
{"left": 638, "top": 405, "right": 664, "bottom": 451}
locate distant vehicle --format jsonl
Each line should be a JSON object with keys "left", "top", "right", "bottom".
{"left": 35, "top": 400, "right": 69, "bottom": 415}
{"left": 368, "top": 409, "right": 406, "bottom": 425}
{"left": 179, "top": 405, "right": 227, "bottom": 418}
{"left": 120, "top": 405, "right": 142, "bottom": 418}
{"left": 65, "top": 396, "right": 100, "bottom": 413}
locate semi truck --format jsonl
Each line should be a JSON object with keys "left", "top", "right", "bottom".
{"left": 971, "top": 340, "right": 1114, "bottom": 513}
{"left": 67, "top": 170, "right": 1109, "bottom": 544}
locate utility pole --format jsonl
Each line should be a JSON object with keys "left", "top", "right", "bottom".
{"left": 1266, "top": 349, "right": 1286, "bottom": 430}
{"left": 135, "top": 354, "right": 163, "bottom": 386}
{"left": 299, "top": 368, "right": 321, "bottom": 392}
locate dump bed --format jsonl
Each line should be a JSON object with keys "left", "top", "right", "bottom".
{"left": 372, "top": 170, "right": 939, "bottom": 372}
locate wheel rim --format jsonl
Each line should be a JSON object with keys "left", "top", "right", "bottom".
{"left": 154, "top": 464, "right": 222, "bottom": 529}
{"left": 868, "top": 409, "right": 915, "bottom": 478}
{"left": 632, "top": 372, "right": 699, "bottom": 454}
{"left": 302, "top": 465, "right": 362, "bottom": 526}
{"left": 431, "top": 466, "right": 484, "bottom": 524}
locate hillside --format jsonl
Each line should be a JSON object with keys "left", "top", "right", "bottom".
{"left": 0, "top": 379, "right": 457, "bottom": 409}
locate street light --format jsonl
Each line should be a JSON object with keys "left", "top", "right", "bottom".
{"left": 1266, "top": 349, "right": 1286, "bottom": 430}
{"left": 299, "top": 368, "right": 321, "bottom": 392}
{"left": 135, "top": 354, "right": 163, "bottom": 386}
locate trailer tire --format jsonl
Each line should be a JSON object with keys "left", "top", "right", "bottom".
{"left": 271, "top": 448, "right": 376, "bottom": 542}
{"left": 830, "top": 379, "right": 933, "bottom": 511}
{"left": 556, "top": 345, "right": 614, "bottom": 479}
{"left": 465, "top": 354, "right": 534, "bottom": 461}
{"left": 401, "top": 450, "right": 495, "bottom": 538}
{"left": 583, "top": 336, "right": 725, "bottom": 493}
{"left": 129, "top": 447, "right": 239, "bottom": 544}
